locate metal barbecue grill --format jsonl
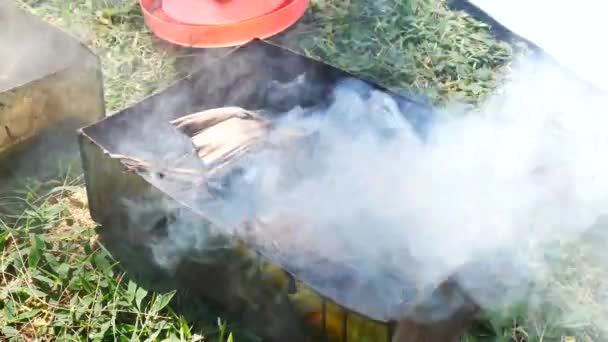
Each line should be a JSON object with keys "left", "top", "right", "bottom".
{"left": 79, "top": 40, "right": 478, "bottom": 342}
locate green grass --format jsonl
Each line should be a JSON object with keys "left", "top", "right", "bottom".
{"left": 2, "top": 0, "right": 603, "bottom": 341}
{"left": 0, "top": 175, "right": 240, "bottom": 341}
{"left": 288, "top": 0, "right": 522, "bottom": 104}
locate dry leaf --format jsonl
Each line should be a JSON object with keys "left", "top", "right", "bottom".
{"left": 172, "top": 107, "right": 310, "bottom": 179}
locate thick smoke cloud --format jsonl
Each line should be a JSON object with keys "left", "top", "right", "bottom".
{"left": 125, "top": 49, "right": 608, "bottom": 329}
{"left": 228, "top": 54, "right": 608, "bottom": 317}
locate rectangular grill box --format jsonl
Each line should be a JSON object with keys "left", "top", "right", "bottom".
{"left": 0, "top": 1, "right": 105, "bottom": 182}
{"left": 79, "top": 40, "right": 479, "bottom": 342}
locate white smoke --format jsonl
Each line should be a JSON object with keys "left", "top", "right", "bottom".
{"left": 108, "top": 6, "right": 608, "bottom": 333}
{"left": 126, "top": 51, "right": 608, "bottom": 329}
{"left": 177, "top": 53, "right": 608, "bottom": 325}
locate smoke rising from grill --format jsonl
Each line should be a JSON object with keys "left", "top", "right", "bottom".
{"left": 242, "top": 56, "right": 608, "bottom": 318}
{"left": 124, "top": 47, "right": 608, "bottom": 332}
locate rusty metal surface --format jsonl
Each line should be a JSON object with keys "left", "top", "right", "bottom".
{"left": 79, "top": 40, "right": 475, "bottom": 341}
{"left": 0, "top": 1, "right": 104, "bottom": 179}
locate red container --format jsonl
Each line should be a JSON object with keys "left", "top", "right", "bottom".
{"left": 139, "top": 0, "right": 310, "bottom": 48}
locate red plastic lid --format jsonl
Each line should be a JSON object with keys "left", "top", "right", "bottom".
{"left": 140, "top": 0, "right": 309, "bottom": 48}
{"left": 162, "top": 0, "right": 286, "bottom": 25}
